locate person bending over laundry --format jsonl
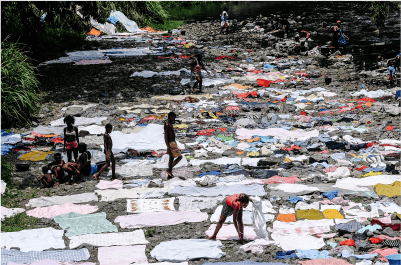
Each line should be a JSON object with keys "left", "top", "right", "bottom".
{"left": 62, "top": 161, "right": 81, "bottom": 185}
{"left": 208, "top": 193, "right": 252, "bottom": 244}
{"left": 63, "top": 115, "right": 79, "bottom": 162}
{"left": 94, "top": 123, "right": 116, "bottom": 181}
{"left": 164, "top": 112, "right": 182, "bottom": 179}
{"left": 219, "top": 7, "right": 229, "bottom": 35}
{"left": 190, "top": 53, "right": 210, "bottom": 93}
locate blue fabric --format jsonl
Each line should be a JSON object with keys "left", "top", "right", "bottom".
{"left": 396, "top": 90, "right": 401, "bottom": 98}
{"left": 357, "top": 224, "right": 382, "bottom": 233}
{"left": 1, "top": 130, "right": 13, "bottom": 137}
{"left": 1, "top": 248, "right": 90, "bottom": 265}
{"left": 389, "top": 66, "right": 396, "bottom": 75}
{"left": 274, "top": 250, "right": 297, "bottom": 259}
{"left": 322, "top": 190, "right": 338, "bottom": 200}
{"left": 340, "top": 250, "right": 377, "bottom": 260}
{"left": 336, "top": 221, "right": 363, "bottom": 232}
{"left": 198, "top": 171, "right": 222, "bottom": 177}
{"left": 1, "top": 145, "right": 12, "bottom": 155}
{"left": 296, "top": 250, "right": 331, "bottom": 259}
{"left": 107, "top": 16, "right": 119, "bottom": 25}
{"left": 338, "top": 29, "right": 347, "bottom": 45}
{"left": 90, "top": 164, "right": 98, "bottom": 175}
{"left": 263, "top": 64, "right": 276, "bottom": 69}
{"left": 288, "top": 196, "right": 303, "bottom": 203}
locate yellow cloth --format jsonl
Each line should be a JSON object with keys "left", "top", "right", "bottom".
{"left": 374, "top": 181, "right": 401, "bottom": 197}
{"left": 184, "top": 43, "right": 195, "bottom": 48}
{"left": 19, "top": 151, "right": 55, "bottom": 162}
{"left": 323, "top": 209, "right": 344, "bottom": 219}
{"left": 361, "top": 171, "right": 382, "bottom": 177}
{"left": 246, "top": 151, "right": 259, "bottom": 157}
{"left": 283, "top": 158, "right": 292, "bottom": 163}
{"left": 174, "top": 124, "right": 188, "bottom": 129}
{"left": 296, "top": 209, "right": 324, "bottom": 220}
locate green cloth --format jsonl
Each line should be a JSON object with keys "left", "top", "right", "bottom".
{"left": 54, "top": 212, "right": 117, "bottom": 237}
{"left": 217, "top": 134, "right": 234, "bottom": 141}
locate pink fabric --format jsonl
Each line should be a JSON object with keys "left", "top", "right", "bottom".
{"left": 265, "top": 175, "right": 301, "bottom": 184}
{"left": 370, "top": 248, "right": 399, "bottom": 261}
{"left": 74, "top": 59, "right": 112, "bottom": 65}
{"left": 319, "top": 200, "right": 333, "bottom": 205}
{"left": 298, "top": 258, "right": 352, "bottom": 265}
{"left": 206, "top": 224, "right": 258, "bottom": 241}
{"left": 98, "top": 245, "right": 147, "bottom": 265}
{"left": 294, "top": 115, "right": 312, "bottom": 122}
{"left": 8, "top": 261, "right": 95, "bottom": 265}
{"left": 272, "top": 226, "right": 332, "bottom": 236}
{"left": 115, "top": 210, "right": 208, "bottom": 228}
{"left": 377, "top": 235, "right": 401, "bottom": 240}
{"left": 26, "top": 203, "right": 98, "bottom": 218}
{"left": 378, "top": 215, "right": 392, "bottom": 224}
{"left": 96, "top": 179, "right": 123, "bottom": 190}
{"left": 226, "top": 106, "right": 240, "bottom": 110}
{"left": 315, "top": 233, "right": 337, "bottom": 238}
{"left": 331, "top": 197, "right": 350, "bottom": 204}
{"left": 324, "top": 166, "right": 338, "bottom": 173}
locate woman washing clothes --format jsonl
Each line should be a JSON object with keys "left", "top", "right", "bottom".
{"left": 190, "top": 53, "right": 210, "bottom": 93}
{"left": 207, "top": 193, "right": 252, "bottom": 244}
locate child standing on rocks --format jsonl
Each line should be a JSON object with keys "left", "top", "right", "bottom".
{"left": 93, "top": 124, "right": 116, "bottom": 181}
{"left": 190, "top": 53, "right": 210, "bottom": 93}
{"left": 219, "top": 7, "right": 229, "bottom": 35}
{"left": 388, "top": 60, "right": 396, "bottom": 87}
{"left": 63, "top": 115, "right": 79, "bottom": 162}
{"left": 164, "top": 112, "right": 182, "bottom": 179}
{"left": 208, "top": 193, "right": 252, "bottom": 244}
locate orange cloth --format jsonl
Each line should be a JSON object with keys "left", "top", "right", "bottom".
{"left": 386, "top": 126, "right": 395, "bottom": 131}
{"left": 87, "top": 28, "right": 101, "bottom": 37}
{"left": 369, "top": 238, "right": 383, "bottom": 244}
{"left": 277, "top": 213, "right": 296, "bottom": 222}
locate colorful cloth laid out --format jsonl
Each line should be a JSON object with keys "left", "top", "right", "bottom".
{"left": 98, "top": 245, "right": 147, "bottom": 265}
{"left": 26, "top": 203, "right": 98, "bottom": 219}
{"left": 127, "top": 198, "right": 175, "bottom": 213}
{"left": 19, "top": 151, "right": 55, "bottom": 161}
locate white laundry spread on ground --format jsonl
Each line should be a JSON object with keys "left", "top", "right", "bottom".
{"left": 26, "top": 193, "right": 99, "bottom": 208}
{"left": 189, "top": 157, "right": 261, "bottom": 167}
{"left": 69, "top": 230, "right": 149, "bottom": 249}
{"left": 152, "top": 154, "right": 188, "bottom": 168}
{"left": 295, "top": 201, "right": 320, "bottom": 211}
{"left": 109, "top": 160, "right": 154, "bottom": 178}
{"left": 168, "top": 184, "right": 267, "bottom": 197}
{"left": 1, "top": 206, "right": 25, "bottom": 221}
{"left": 178, "top": 196, "right": 224, "bottom": 211}
{"left": 335, "top": 175, "right": 401, "bottom": 189}
{"left": 107, "top": 124, "right": 185, "bottom": 153}
{"left": 320, "top": 204, "right": 342, "bottom": 211}
{"left": 326, "top": 167, "right": 351, "bottom": 179}
{"left": 272, "top": 234, "right": 326, "bottom": 251}
{"left": 95, "top": 187, "right": 170, "bottom": 202}
{"left": 150, "top": 239, "right": 225, "bottom": 261}
{"left": 270, "top": 184, "right": 319, "bottom": 193}
{"left": 97, "top": 245, "right": 147, "bottom": 265}
{"left": 180, "top": 78, "right": 234, "bottom": 87}
{"left": 79, "top": 125, "right": 105, "bottom": 135}
{"left": 240, "top": 239, "right": 276, "bottom": 254}
{"left": 1, "top": 227, "right": 65, "bottom": 252}
{"left": 50, "top": 117, "right": 107, "bottom": 127}
{"left": 235, "top": 128, "right": 319, "bottom": 141}
{"left": 210, "top": 205, "right": 274, "bottom": 224}
{"left": 130, "top": 68, "right": 190, "bottom": 77}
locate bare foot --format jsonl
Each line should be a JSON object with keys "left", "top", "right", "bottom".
{"left": 111, "top": 176, "right": 117, "bottom": 180}
{"left": 191, "top": 87, "right": 195, "bottom": 93}
{"left": 207, "top": 236, "right": 216, "bottom": 240}
{"left": 165, "top": 170, "right": 173, "bottom": 179}
{"left": 93, "top": 174, "right": 99, "bottom": 181}
{"left": 55, "top": 182, "right": 60, "bottom": 186}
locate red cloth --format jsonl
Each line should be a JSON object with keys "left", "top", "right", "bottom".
{"left": 386, "top": 126, "right": 395, "bottom": 131}
{"left": 356, "top": 166, "right": 369, "bottom": 171}
{"left": 219, "top": 128, "right": 227, "bottom": 132}
{"left": 51, "top": 137, "right": 64, "bottom": 143}
{"left": 371, "top": 220, "right": 401, "bottom": 231}
{"left": 340, "top": 239, "right": 356, "bottom": 246}
{"left": 226, "top": 194, "right": 242, "bottom": 210}
{"left": 300, "top": 111, "right": 307, "bottom": 116}
{"left": 356, "top": 98, "right": 376, "bottom": 103}
{"left": 281, "top": 145, "right": 301, "bottom": 151}
{"left": 214, "top": 56, "right": 235, "bottom": 60}
{"left": 257, "top": 79, "right": 274, "bottom": 87}
{"left": 369, "top": 238, "right": 383, "bottom": 244}
{"left": 367, "top": 142, "right": 379, "bottom": 148}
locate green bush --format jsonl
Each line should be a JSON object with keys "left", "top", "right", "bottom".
{"left": 1, "top": 158, "right": 15, "bottom": 188}
{"left": 1, "top": 40, "right": 41, "bottom": 127}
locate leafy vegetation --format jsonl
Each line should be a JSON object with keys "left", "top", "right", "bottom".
{"left": 1, "top": 41, "right": 41, "bottom": 127}
{"left": 145, "top": 229, "right": 157, "bottom": 237}
{"left": 364, "top": 1, "right": 400, "bottom": 30}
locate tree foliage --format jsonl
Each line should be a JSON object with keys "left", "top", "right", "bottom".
{"left": 364, "top": 1, "right": 400, "bottom": 29}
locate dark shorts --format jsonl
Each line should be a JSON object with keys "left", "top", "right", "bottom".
{"left": 221, "top": 200, "right": 243, "bottom": 217}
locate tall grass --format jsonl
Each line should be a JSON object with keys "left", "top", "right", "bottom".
{"left": 1, "top": 40, "right": 41, "bottom": 127}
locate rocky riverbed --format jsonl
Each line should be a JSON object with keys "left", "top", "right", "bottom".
{"left": 2, "top": 10, "right": 401, "bottom": 265}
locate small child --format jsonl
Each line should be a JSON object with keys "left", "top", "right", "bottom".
{"left": 219, "top": 8, "right": 229, "bottom": 35}
{"left": 77, "top": 143, "right": 92, "bottom": 175}
{"left": 93, "top": 124, "right": 116, "bottom": 181}
{"left": 190, "top": 53, "right": 210, "bottom": 93}
{"left": 63, "top": 115, "right": 79, "bottom": 162}
{"left": 37, "top": 166, "right": 56, "bottom": 188}
{"left": 48, "top": 153, "right": 65, "bottom": 185}
{"left": 207, "top": 193, "right": 252, "bottom": 244}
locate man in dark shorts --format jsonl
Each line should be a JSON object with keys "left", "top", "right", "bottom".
{"left": 93, "top": 124, "right": 116, "bottom": 181}
{"left": 164, "top": 112, "right": 182, "bottom": 179}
